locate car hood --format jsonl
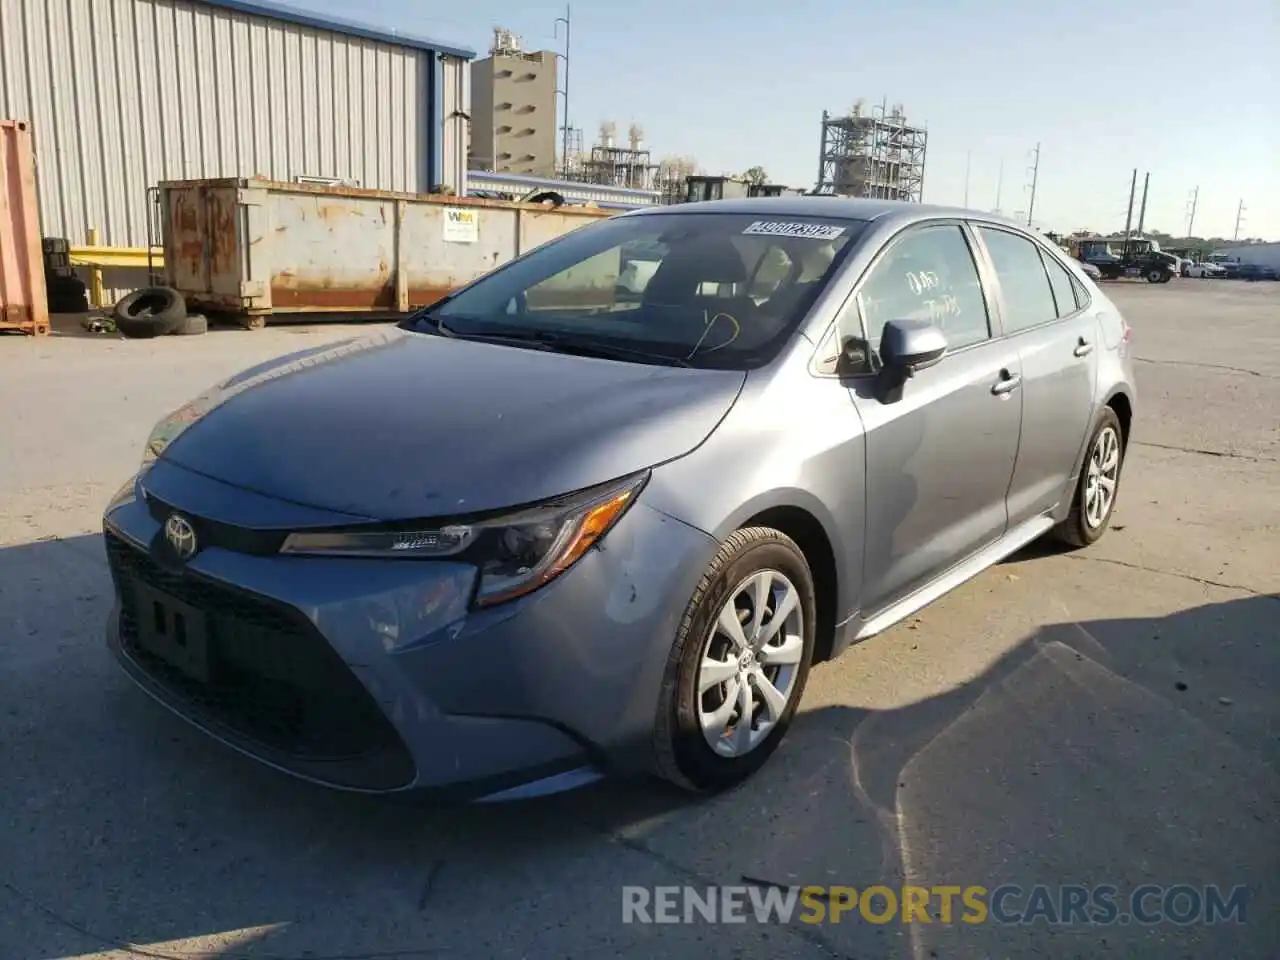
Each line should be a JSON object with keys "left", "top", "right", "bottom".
{"left": 156, "top": 328, "right": 745, "bottom": 521}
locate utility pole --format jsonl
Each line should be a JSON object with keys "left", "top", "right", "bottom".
{"left": 1025, "top": 142, "right": 1041, "bottom": 227}
{"left": 553, "top": 6, "right": 571, "bottom": 177}
{"left": 1233, "top": 198, "right": 1246, "bottom": 241}
{"left": 1185, "top": 185, "right": 1199, "bottom": 237}
{"left": 963, "top": 151, "right": 971, "bottom": 207}
{"left": 994, "top": 160, "right": 1004, "bottom": 213}
{"left": 1135, "top": 171, "right": 1150, "bottom": 238}
{"left": 1123, "top": 169, "right": 1137, "bottom": 243}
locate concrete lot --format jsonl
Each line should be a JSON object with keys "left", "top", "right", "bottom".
{"left": 1, "top": 282, "right": 1277, "bottom": 959}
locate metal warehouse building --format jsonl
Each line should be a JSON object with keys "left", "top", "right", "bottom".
{"left": 0, "top": 0, "right": 475, "bottom": 253}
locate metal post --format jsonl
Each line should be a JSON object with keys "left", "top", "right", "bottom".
{"left": 1025, "top": 142, "right": 1040, "bottom": 227}
{"left": 816, "top": 110, "right": 829, "bottom": 194}
{"left": 1122, "top": 169, "right": 1137, "bottom": 245}
{"left": 1185, "top": 185, "right": 1199, "bottom": 237}
{"left": 1135, "top": 171, "right": 1150, "bottom": 237}
{"left": 994, "top": 160, "right": 1003, "bottom": 212}
{"left": 554, "top": 6, "right": 571, "bottom": 176}
{"left": 1233, "top": 199, "right": 1246, "bottom": 241}
{"left": 86, "top": 226, "right": 104, "bottom": 308}
{"left": 963, "top": 151, "right": 971, "bottom": 207}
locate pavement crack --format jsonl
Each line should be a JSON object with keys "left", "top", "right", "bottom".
{"left": 1133, "top": 440, "right": 1277, "bottom": 463}
{"left": 1133, "top": 356, "right": 1276, "bottom": 379}
{"left": 1066, "top": 554, "right": 1276, "bottom": 599}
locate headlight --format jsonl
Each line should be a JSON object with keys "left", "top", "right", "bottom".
{"left": 141, "top": 400, "right": 208, "bottom": 467}
{"left": 280, "top": 472, "right": 648, "bottom": 607}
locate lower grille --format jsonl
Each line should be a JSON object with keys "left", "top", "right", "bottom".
{"left": 105, "top": 530, "right": 411, "bottom": 781}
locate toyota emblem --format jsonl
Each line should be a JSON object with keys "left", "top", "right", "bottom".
{"left": 164, "top": 514, "right": 199, "bottom": 560}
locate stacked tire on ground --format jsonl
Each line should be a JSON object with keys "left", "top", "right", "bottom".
{"left": 113, "top": 287, "right": 206, "bottom": 338}
{"left": 42, "top": 237, "right": 89, "bottom": 313}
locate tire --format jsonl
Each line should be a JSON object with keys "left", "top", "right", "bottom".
{"left": 1053, "top": 407, "right": 1125, "bottom": 548}
{"left": 1146, "top": 268, "right": 1165, "bottom": 283}
{"left": 113, "top": 286, "right": 186, "bottom": 339}
{"left": 653, "top": 527, "right": 817, "bottom": 793}
{"left": 171, "top": 313, "right": 208, "bottom": 336}
{"left": 46, "top": 275, "right": 88, "bottom": 313}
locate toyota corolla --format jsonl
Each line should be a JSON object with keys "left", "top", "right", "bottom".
{"left": 103, "top": 198, "right": 1136, "bottom": 800}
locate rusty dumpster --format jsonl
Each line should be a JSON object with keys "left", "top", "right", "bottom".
{"left": 158, "top": 178, "right": 614, "bottom": 325}
{"left": 0, "top": 120, "right": 50, "bottom": 336}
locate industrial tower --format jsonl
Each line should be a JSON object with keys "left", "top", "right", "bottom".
{"left": 814, "top": 100, "right": 928, "bottom": 202}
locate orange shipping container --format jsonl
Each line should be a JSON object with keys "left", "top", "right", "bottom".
{"left": 0, "top": 120, "right": 50, "bottom": 336}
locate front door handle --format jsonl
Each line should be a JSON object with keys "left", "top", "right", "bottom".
{"left": 991, "top": 370, "right": 1022, "bottom": 395}
{"left": 1074, "top": 337, "right": 1095, "bottom": 357}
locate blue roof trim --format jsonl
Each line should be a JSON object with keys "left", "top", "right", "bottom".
{"left": 468, "top": 170, "right": 660, "bottom": 200}
{"left": 197, "top": 0, "right": 477, "bottom": 59}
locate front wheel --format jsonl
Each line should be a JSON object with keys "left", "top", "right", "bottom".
{"left": 1146, "top": 268, "right": 1165, "bottom": 283}
{"left": 1053, "top": 408, "right": 1125, "bottom": 548}
{"left": 653, "top": 527, "right": 816, "bottom": 793}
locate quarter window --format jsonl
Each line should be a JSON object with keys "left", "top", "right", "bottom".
{"left": 975, "top": 227, "right": 1057, "bottom": 333}
{"left": 1040, "top": 250, "right": 1081, "bottom": 318}
{"left": 855, "top": 224, "right": 992, "bottom": 353}
{"left": 1069, "top": 273, "right": 1090, "bottom": 311}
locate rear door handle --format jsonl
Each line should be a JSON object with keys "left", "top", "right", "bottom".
{"left": 1074, "top": 337, "right": 1095, "bottom": 357}
{"left": 991, "top": 370, "right": 1022, "bottom": 395}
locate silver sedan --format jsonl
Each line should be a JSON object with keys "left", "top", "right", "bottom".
{"left": 103, "top": 198, "right": 1136, "bottom": 799}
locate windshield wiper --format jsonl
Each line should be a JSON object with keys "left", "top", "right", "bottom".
{"left": 398, "top": 308, "right": 457, "bottom": 336}
{"left": 403, "top": 316, "right": 691, "bottom": 367}
{"left": 494, "top": 330, "right": 692, "bottom": 367}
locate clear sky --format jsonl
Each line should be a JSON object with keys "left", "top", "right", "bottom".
{"left": 303, "top": 0, "right": 1278, "bottom": 239}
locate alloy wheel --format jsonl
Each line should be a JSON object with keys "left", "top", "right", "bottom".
{"left": 697, "top": 569, "right": 805, "bottom": 758}
{"left": 1084, "top": 425, "right": 1121, "bottom": 529}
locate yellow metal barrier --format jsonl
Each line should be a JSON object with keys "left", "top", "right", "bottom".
{"left": 69, "top": 228, "right": 164, "bottom": 307}
{"left": 68, "top": 246, "right": 161, "bottom": 269}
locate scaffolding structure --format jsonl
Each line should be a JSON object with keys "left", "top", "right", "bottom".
{"left": 565, "top": 122, "right": 660, "bottom": 190}
{"left": 814, "top": 99, "right": 928, "bottom": 202}
{"left": 559, "top": 126, "right": 585, "bottom": 177}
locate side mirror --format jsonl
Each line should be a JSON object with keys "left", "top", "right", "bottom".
{"left": 879, "top": 319, "right": 947, "bottom": 376}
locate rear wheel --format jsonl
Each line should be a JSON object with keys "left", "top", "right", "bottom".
{"left": 1054, "top": 408, "right": 1125, "bottom": 548}
{"left": 653, "top": 527, "right": 816, "bottom": 793}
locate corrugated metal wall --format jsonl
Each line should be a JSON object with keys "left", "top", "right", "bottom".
{"left": 0, "top": 0, "right": 442, "bottom": 254}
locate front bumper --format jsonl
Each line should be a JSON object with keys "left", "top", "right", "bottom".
{"left": 103, "top": 460, "right": 719, "bottom": 798}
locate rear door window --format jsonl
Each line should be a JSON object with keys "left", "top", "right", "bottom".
{"left": 975, "top": 226, "right": 1059, "bottom": 334}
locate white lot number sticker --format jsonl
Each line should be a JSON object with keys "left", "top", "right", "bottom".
{"left": 742, "top": 220, "right": 846, "bottom": 241}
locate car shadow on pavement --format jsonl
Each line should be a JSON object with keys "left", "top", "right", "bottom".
{"left": 1, "top": 532, "right": 1276, "bottom": 959}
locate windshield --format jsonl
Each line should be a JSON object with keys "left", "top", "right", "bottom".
{"left": 419, "top": 212, "right": 864, "bottom": 369}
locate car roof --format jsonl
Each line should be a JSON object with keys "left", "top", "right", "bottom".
{"left": 626, "top": 196, "right": 1032, "bottom": 232}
